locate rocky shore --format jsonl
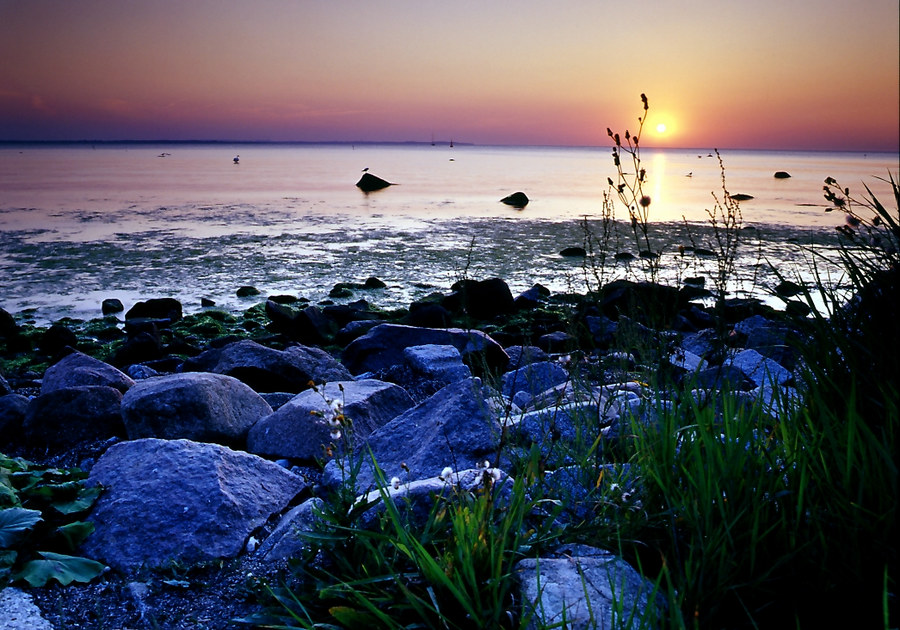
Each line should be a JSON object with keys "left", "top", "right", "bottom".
{"left": 1, "top": 275, "right": 812, "bottom": 629}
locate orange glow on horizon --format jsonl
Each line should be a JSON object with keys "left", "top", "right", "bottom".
{"left": 0, "top": 1, "right": 897, "bottom": 151}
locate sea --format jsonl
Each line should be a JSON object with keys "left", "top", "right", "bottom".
{"left": 1, "top": 142, "right": 897, "bottom": 325}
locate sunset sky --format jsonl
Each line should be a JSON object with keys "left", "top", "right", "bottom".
{"left": 1, "top": 0, "right": 898, "bottom": 150}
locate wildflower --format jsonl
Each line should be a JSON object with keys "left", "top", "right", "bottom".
{"left": 439, "top": 466, "right": 454, "bottom": 482}
{"left": 391, "top": 476, "right": 401, "bottom": 490}
{"left": 639, "top": 195, "right": 651, "bottom": 208}
{"left": 330, "top": 428, "right": 341, "bottom": 440}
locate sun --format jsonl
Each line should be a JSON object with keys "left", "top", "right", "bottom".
{"left": 656, "top": 123, "right": 667, "bottom": 134}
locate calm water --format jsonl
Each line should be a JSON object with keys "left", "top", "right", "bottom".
{"left": 1, "top": 143, "right": 897, "bottom": 324}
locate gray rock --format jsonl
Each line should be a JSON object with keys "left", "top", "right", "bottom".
{"left": 258, "top": 497, "right": 325, "bottom": 561}
{"left": 515, "top": 544, "right": 664, "bottom": 629}
{"left": 333, "top": 378, "right": 502, "bottom": 491}
{"left": 341, "top": 324, "right": 509, "bottom": 376}
{"left": 82, "top": 438, "right": 306, "bottom": 571}
{"left": 403, "top": 344, "right": 472, "bottom": 383}
{"left": 501, "top": 191, "right": 529, "bottom": 207}
{"left": 536, "top": 464, "right": 636, "bottom": 524}
{"left": 0, "top": 394, "right": 29, "bottom": 438}
{"left": 183, "top": 339, "right": 351, "bottom": 393}
{"left": 23, "top": 386, "right": 125, "bottom": 447}
{"left": 0, "top": 587, "right": 54, "bottom": 630}
{"left": 260, "top": 391, "right": 294, "bottom": 410}
{"left": 679, "top": 329, "right": 718, "bottom": 358}
{"left": 725, "top": 349, "right": 792, "bottom": 387}
{"left": 126, "top": 364, "right": 159, "bottom": 380}
{"left": 41, "top": 351, "right": 135, "bottom": 395}
{"left": 667, "top": 348, "right": 708, "bottom": 373}
{"left": 501, "top": 360, "right": 569, "bottom": 399}
{"left": 263, "top": 468, "right": 512, "bottom": 561}
{"left": 0, "top": 373, "right": 11, "bottom": 396}
{"left": 504, "top": 345, "right": 550, "bottom": 370}
{"left": 692, "top": 364, "right": 752, "bottom": 391}
{"left": 508, "top": 401, "right": 598, "bottom": 459}
{"left": 247, "top": 379, "right": 414, "bottom": 461}
{"left": 121, "top": 372, "right": 272, "bottom": 445}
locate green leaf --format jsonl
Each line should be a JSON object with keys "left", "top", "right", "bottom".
{"left": 0, "top": 548, "right": 17, "bottom": 569}
{"left": 0, "top": 483, "right": 20, "bottom": 508}
{"left": 329, "top": 605, "right": 377, "bottom": 627}
{"left": 55, "top": 521, "right": 95, "bottom": 551}
{"left": 14, "top": 551, "right": 106, "bottom": 587}
{"left": 52, "top": 485, "right": 103, "bottom": 515}
{"left": 0, "top": 508, "right": 42, "bottom": 547}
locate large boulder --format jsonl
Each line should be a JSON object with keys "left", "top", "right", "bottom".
{"left": 41, "top": 351, "right": 135, "bottom": 395}
{"left": 333, "top": 377, "right": 502, "bottom": 491}
{"left": 182, "top": 340, "right": 351, "bottom": 393}
{"left": 0, "top": 394, "right": 30, "bottom": 442}
{"left": 342, "top": 324, "right": 509, "bottom": 376}
{"left": 515, "top": 544, "right": 663, "bottom": 629}
{"left": 121, "top": 372, "right": 272, "bottom": 445}
{"left": 724, "top": 349, "right": 792, "bottom": 388}
{"left": 125, "top": 297, "right": 183, "bottom": 323}
{"left": 22, "top": 386, "right": 125, "bottom": 448}
{"left": 81, "top": 438, "right": 306, "bottom": 571}
{"left": 402, "top": 345, "right": 472, "bottom": 384}
{"left": 264, "top": 301, "right": 336, "bottom": 345}
{"left": 501, "top": 360, "right": 569, "bottom": 400}
{"left": 443, "top": 278, "right": 515, "bottom": 320}
{"left": 247, "top": 379, "right": 414, "bottom": 461}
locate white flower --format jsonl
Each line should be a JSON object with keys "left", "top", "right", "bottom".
{"left": 330, "top": 399, "right": 344, "bottom": 414}
{"left": 439, "top": 466, "right": 454, "bottom": 481}
{"left": 488, "top": 468, "right": 502, "bottom": 482}
{"left": 330, "top": 428, "right": 341, "bottom": 440}
{"left": 391, "top": 476, "right": 401, "bottom": 490}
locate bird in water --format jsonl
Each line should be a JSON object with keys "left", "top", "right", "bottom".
{"left": 362, "top": 167, "right": 369, "bottom": 172}
{"left": 233, "top": 155, "right": 240, "bottom": 164}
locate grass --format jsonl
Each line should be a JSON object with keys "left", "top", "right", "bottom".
{"left": 241, "top": 101, "right": 897, "bottom": 628}
{"left": 2, "top": 97, "right": 895, "bottom": 629}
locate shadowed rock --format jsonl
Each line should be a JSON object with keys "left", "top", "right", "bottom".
{"left": 121, "top": 372, "right": 272, "bottom": 444}
{"left": 356, "top": 172, "right": 393, "bottom": 192}
{"left": 501, "top": 191, "right": 529, "bottom": 207}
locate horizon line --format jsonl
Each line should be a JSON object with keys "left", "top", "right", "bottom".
{"left": 0, "top": 138, "right": 897, "bottom": 155}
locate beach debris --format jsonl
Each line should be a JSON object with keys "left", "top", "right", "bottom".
{"left": 356, "top": 172, "right": 393, "bottom": 192}
{"left": 774, "top": 171, "right": 792, "bottom": 179}
{"left": 501, "top": 191, "right": 529, "bottom": 208}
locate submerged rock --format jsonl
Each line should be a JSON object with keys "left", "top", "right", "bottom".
{"left": 500, "top": 191, "right": 529, "bottom": 207}
{"left": 774, "top": 171, "right": 792, "bottom": 179}
{"left": 356, "top": 172, "right": 393, "bottom": 192}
